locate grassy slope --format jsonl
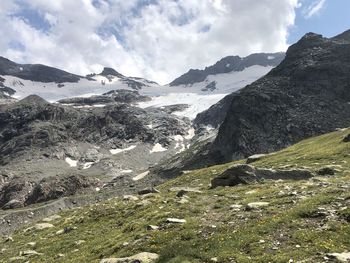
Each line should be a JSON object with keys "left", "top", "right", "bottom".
{"left": 1, "top": 128, "right": 350, "bottom": 263}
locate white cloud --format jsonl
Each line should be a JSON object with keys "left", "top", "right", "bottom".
{"left": 303, "top": 0, "right": 326, "bottom": 19}
{"left": 0, "top": 0, "right": 300, "bottom": 84}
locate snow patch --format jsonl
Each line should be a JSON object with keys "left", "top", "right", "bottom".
{"left": 65, "top": 157, "right": 78, "bottom": 167}
{"left": 110, "top": 145, "right": 136, "bottom": 155}
{"left": 173, "top": 135, "right": 184, "bottom": 142}
{"left": 267, "top": 56, "right": 275, "bottom": 60}
{"left": 82, "top": 162, "right": 94, "bottom": 170}
{"left": 150, "top": 143, "right": 167, "bottom": 153}
{"left": 184, "top": 128, "right": 195, "bottom": 140}
{"left": 73, "top": 104, "right": 106, "bottom": 109}
{"left": 120, "top": 169, "right": 133, "bottom": 174}
{"left": 176, "top": 143, "right": 186, "bottom": 154}
{"left": 132, "top": 171, "right": 150, "bottom": 181}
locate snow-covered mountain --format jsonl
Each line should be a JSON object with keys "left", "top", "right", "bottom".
{"left": 138, "top": 53, "right": 285, "bottom": 119}
{"left": 0, "top": 52, "right": 284, "bottom": 119}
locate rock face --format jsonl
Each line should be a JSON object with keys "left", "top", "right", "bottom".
{"left": 25, "top": 174, "right": 99, "bottom": 205}
{"left": 58, "top": 89, "right": 151, "bottom": 105}
{"left": 0, "top": 177, "right": 34, "bottom": 209}
{"left": 198, "top": 30, "right": 350, "bottom": 164}
{"left": 0, "top": 56, "right": 82, "bottom": 83}
{"left": 0, "top": 95, "right": 189, "bottom": 165}
{"left": 169, "top": 53, "right": 285, "bottom": 86}
{"left": 0, "top": 174, "right": 98, "bottom": 208}
{"left": 0, "top": 94, "right": 191, "bottom": 208}
{"left": 211, "top": 164, "right": 313, "bottom": 188}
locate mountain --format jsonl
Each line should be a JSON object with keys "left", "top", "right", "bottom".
{"left": 0, "top": 50, "right": 287, "bottom": 210}
{"left": 0, "top": 56, "right": 82, "bottom": 83}
{"left": 0, "top": 58, "right": 160, "bottom": 101}
{"left": 0, "top": 53, "right": 284, "bottom": 120}
{"left": 192, "top": 30, "right": 350, "bottom": 165}
{"left": 169, "top": 52, "right": 285, "bottom": 87}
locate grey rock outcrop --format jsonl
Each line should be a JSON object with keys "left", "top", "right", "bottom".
{"left": 211, "top": 164, "right": 313, "bottom": 188}
{"left": 58, "top": 89, "right": 151, "bottom": 105}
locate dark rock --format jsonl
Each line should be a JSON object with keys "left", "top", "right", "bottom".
{"left": 317, "top": 167, "right": 336, "bottom": 175}
{"left": 211, "top": 165, "right": 313, "bottom": 188}
{"left": 58, "top": 90, "right": 151, "bottom": 105}
{"left": 157, "top": 104, "right": 189, "bottom": 114}
{"left": 138, "top": 188, "right": 160, "bottom": 195}
{"left": 211, "top": 164, "right": 259, "bottom": 188}
{"left": 103, "top": 89, "right": 151, "bottom": 103}
{"left": 202, "top": 81, "right": 217, "bottom": 92}
{"left": 343, "top": 134, "right": 350, "bottom": 142}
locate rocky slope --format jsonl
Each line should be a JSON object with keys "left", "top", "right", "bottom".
{"left": 0, "top": 93, "right": 193, "bottom": 209}
{"left": 1, "top": 127, "right": 349, "bottom": 262}
{"left": 193, "top": 30, "right": 350, "bottom": 164}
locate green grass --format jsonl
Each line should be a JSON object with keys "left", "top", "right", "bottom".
{"left": 1, "top": 128, "right": 350, "bottom": 262}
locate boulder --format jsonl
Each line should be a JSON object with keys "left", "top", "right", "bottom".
{"left": 317, "top": 167, "right": 336, "bottom": 176}
{"left": 123, "top": 195, "right": 139, "bottom": 201}
{"left": 34, "top": 223, "right": 54, "bottom": 230}
{"left": 100, "top": 252, "right": 159, "bottom": 263}
{"left": 343, "top": 134, "right": 350, "bottom": 142}
{"left": 211, "top": 165, "right": 313, "bottom": 188}
{"left": 166, "top": 218, "right": 186, "bottom": 224}
{"left": 138, "top": 188, "right": 160, "bottom": 195}
{"left": 256, "top": 168, "right": 313, "bottom": 181}
{"left": 246, "top": 202, "right": 269, "bottom": 210}
{"left": 211, "top": 164, "right": 260, "bottom": 188}
{"left": 21, "top": 250, "right": 42, "bottom": 256}
{"left": 42, "top": 214, "right": 62, "bottom": 222}
{"left": 327, "top": 252, "right": 350, "bottom": 262}
{"left": 169, "top": 187, "right": 202, "bottom": 197}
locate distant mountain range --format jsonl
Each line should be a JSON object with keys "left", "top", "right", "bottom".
{"left": 169, "top": 52, "right": 285, "bottom": 86}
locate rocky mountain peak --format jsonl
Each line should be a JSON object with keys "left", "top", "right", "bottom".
{"left": 332, "top": 29, "right": 350, "bottom": 42}
{"left": 18, "top": 95, "right": 49, "bottom": 106}
{"left": 100, "top": 67, "right": 124, "bottom": 78}
{"left": 169, "top": 52, "right": 285, "bottom": 86}
{"left": 0, "top": 57, "right": 82, "bottom": 83}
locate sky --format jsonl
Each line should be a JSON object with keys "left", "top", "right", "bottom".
{"left": 0, "top": 0, "right": 349, "bottom": 84}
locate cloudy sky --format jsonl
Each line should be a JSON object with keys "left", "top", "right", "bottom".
{"left": 0, "top": 0, "right": 349, "bottom": 84}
